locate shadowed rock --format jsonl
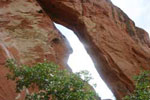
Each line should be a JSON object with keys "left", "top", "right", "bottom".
{"left": 0, "top": 0, "right": 72, "bottom": 99}
{"left": 1, "top": 0, "right": 150, "bottom": 100}
{"left": 36, "top": 0, "right": 150, "bottom": 99}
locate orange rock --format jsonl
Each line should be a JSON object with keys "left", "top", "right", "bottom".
{"left": 0, "top": 0, "right": 72, "bottom": 100}
{"left": 1, "top": 0, "right": 150, "bottom": 99}
{"left": 37, "top": 0, "right": 150, "bottom": 99}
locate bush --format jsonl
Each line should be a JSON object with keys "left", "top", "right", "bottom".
{"left": 124, "top": 71, "right": 150, "bottom": 100}
{"left": 6, "top": 59, "right": 98, "bottom": 100}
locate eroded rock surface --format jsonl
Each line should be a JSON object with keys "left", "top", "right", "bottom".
{"left": 36, "top": 0, "right": 150, "bottom": 99}
{"left": 0, "top": 0, "right": 71, "bottom": 100}
{"left": 1, "top": 0, "right": 150, "bottom": 99}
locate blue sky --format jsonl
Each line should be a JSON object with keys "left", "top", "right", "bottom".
{"left": 55, "top": 1, "right": 150, "bottom": 100}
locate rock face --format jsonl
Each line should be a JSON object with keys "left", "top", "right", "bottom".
{"left": 36, "top": 0, "right": 150, "bottom": 99}
{"left": 0, "top": 0, "right": 71, "bottom": 100}
{"left": 1, "top": 0, "right": 150, "bottom": 100}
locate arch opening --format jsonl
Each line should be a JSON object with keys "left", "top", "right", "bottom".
{"left": 54, "top": 23, "right": 116, "bottom": 100}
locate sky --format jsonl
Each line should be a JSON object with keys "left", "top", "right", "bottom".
{"left": 55, "top": 23, "right": 115, "bottom": 99}
{"left": 111, "top": 0, "right": 150, "bottom": 33}
{"left": 55, "top": 0, "right": 150, "bottom": 100}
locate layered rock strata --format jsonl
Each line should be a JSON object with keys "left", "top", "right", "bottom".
{"left": 1, "top": 0, "right": 150, "bottom": 99}
{"left": 36, "top": 0, "right": 150, "bottom": 99}
{"left": 0, "top": 0, "right": 71, "bottom": 100}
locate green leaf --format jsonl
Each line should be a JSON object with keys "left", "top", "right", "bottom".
{"left": 5, "top": 59, "right": 98, "bottom": 100}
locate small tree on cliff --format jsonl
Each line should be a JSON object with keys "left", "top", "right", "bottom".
{"left": 6, "top": 59, "right": 98, "bottom": 100}
{"left": 124, "top": 70, "right": 150, "bottom": 100}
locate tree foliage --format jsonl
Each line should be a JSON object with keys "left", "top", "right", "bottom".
{"left": 124, "top": 71, "right": 150, "bottom": 100}
{"left": 6, "top": 59, "right": 98, "bottom": 100}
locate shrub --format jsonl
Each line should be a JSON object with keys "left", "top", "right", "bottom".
{"left": 6, "top": 59, "right": 98, "bottom": 100}
{"left": 124, "top": 71, "right": 150, "bottom": 100}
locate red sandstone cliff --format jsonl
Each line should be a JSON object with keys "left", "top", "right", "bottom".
{"left": 0, "top": 0, "right": 71, "bottom": 100}
{"left": 36, "top": 0, "right": 150, "bottom": 99}
{"left": 0, "top": 0, "right": 150, "bottom": 100}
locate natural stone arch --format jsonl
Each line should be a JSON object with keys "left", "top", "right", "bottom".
{"left": 37, "top": 0, "right": 150, "bottom": 99}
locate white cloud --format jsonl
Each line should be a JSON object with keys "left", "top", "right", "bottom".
{"left": 111, "top": 0, "right": 150, "bottom": 33}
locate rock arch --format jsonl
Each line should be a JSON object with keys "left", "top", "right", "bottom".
{"left": 37, "top": 0, "right": 150, "bottom": 99}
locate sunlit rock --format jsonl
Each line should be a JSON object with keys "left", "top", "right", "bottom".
{"left": 37, "top": 0, "right": 150, "bottom": 99}
{"left": 0, "top": 0, "right": 71, "bottom": 100}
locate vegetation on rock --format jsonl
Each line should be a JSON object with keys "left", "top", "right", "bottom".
{"left": 124, "top": 70, "right": 150, "bottom": 100}
{"left": 6, "top": 59, "right": 98, "bottom": 100}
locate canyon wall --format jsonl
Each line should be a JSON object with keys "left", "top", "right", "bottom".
{"left": 1, "top": 0, "right": 150, "bottom": 100}
{"left": 36, "top": 0, "right": 150, "bottom": 99}
{"left": 0, "top": 0, "right": 71, "bottom": 100}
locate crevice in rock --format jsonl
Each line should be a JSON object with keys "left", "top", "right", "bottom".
{"left": 54, "top": 23, "right": 116, "bottom": 100}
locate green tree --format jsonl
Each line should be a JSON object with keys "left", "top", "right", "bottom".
{"left": 6, "top": 59, "right": 98, "bottom": 100}
{"left": 124, "top": 71, "right": 150, "bottom": 100}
